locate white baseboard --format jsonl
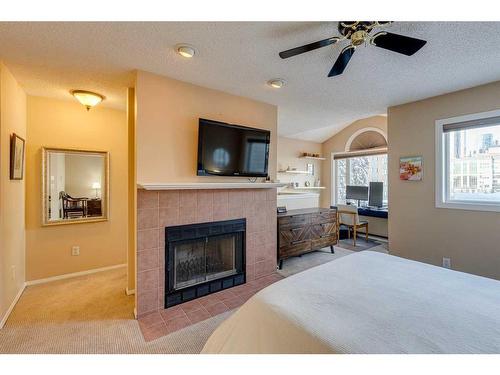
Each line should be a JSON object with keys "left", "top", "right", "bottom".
{"left": 126, "top": 287, "right": 135, "bottom": 296}
{"left": 25, "top": 264, "right": 127, "bottom": 286}
{"left": 0, "top": 282, "right": 26, "bottom": 329}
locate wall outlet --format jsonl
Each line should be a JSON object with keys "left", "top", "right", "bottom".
{"left": 442, "top": 257, "right": 451, "bottom": 269}
{"left": 71, "top": 246, "right": 80, "bottom": 256}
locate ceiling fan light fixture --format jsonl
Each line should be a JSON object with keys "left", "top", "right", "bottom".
{"left": 71, "top": 90, "right": 104, "bottom": 111}
{"left": 176, "top": 44, "right": 196, "bottom": 58}
{"left": 268, "top": 79, "right": 286, "bottom": 89}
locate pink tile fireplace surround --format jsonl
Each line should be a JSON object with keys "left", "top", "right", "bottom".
{"left": 136, "top": 188, "right": 278, "bottom": 317}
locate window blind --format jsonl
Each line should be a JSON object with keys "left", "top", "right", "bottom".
{"left": 442, "top": 115, "right": 500, "bottom": 133}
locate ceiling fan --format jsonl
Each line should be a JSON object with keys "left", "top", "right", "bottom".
{"left": 279, "top": 21, "right": 427, "bottom": 77}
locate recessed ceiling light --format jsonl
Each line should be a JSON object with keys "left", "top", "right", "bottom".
{"left": 268, "top": 79, "right": 285, "bottom": 89}
{"left": 176, "top": 44, "right": 196, "bottom": 58}
{"left": 71, "top": 90, "right": 104, "bottom": 111}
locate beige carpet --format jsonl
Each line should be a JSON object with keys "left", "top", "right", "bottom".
{"left": 277, "top": 241, "right": 389, "bottom": 278}
{"left": 0, "top": 268, "right": 231, "bottom": 354}
{"left": 0, "top": 243, "right": 388, "bottom": 354}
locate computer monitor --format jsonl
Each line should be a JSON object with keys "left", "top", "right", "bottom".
{"left": 369, "top": 182, "right": 384, "bottom": 207}
{"left": 346, "top": 185, "right": 369, "bottom": 203}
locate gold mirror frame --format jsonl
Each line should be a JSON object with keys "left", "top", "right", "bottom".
{"left": 42, "top": 147, "right": 110, "bottom": 226}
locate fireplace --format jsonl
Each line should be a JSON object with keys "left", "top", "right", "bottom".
{"left": 165, "top": 218, "right": 246, "bottom": 308}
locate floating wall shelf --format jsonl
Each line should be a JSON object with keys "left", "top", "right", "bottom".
{"left": 277, "top": 170, "right": 311, "bottom": 174}
{"left": 292, "top": 186, "right": 326, "bottom": 190}
{"left": 299, "top": 156, "right": 326, "bottom": 161}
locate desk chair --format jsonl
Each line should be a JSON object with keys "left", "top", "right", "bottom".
{"left": 337, "top": 204, "right": 369, "bottom": 247}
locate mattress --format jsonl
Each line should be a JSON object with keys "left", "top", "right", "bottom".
{"left": 202, "top": 251, "right": 500, "bottom": 353}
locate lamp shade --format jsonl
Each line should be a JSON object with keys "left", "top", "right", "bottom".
{"left": 92, "top": 182, "right": 101, "bottom": 189}
{"left": 71, "top": 90, "right": 104, "bottom": 110}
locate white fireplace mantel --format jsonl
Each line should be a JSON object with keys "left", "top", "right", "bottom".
{"left": 137, "top": 182, "right": 287, "bottom": 190}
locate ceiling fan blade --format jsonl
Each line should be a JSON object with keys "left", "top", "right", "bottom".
{"left": 279, "top": 37, "right": 340, "bottom": 59}
{"left": 371, "top": 32, "right": 427, "bottom": 56}
{"left": 328, "top": 46, "right": 355, "bottom": 77}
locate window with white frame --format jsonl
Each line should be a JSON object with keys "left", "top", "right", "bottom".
{"left": 436, "top": 109, "right": 500, "bottom": 212}
{"left": 335, "top": 154, "right": 388, "bottom": 205}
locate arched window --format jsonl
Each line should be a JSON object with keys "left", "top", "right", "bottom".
{"left": 334, "top": 128, "right": 388, "bottom": 206}
{"left": 345, "top": 127, "right": 387, "bottom": 152}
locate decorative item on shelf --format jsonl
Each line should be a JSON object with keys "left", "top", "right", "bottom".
{"left": 400, "top": 156, "right": 423, "bottom": 181}
{"left": 306, "top": 163, "right": 314, "bottom": 175}
{"left": 315, "top": 179, "right": 321, "bottom": 187}
{"left": 305, "top": 181, "right": 311, "bottom": 187}
{"left": 10, "top": 133, "right": 25, "bottom": 180}
{"left": 295, "top": 182, "right": 299, "bottom": 188}
{"left": 300, "top": 152, "right": 325, "bottom": 160}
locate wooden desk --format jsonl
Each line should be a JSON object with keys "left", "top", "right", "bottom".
{"left": 277, "top": 207, "right": 338, "bottom": 269}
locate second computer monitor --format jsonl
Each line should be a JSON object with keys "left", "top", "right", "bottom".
{"left": 369, "top": 181, "right": 384, "bottom": 207}
{"left": 346, "top": 185, "right": 369, "bottom": 201}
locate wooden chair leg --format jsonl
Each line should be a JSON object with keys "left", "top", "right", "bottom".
{"left": 353, "top": 227, "right": 357, "bottom": 247}
{"left": 366, "top": 224, "right": 369, "bottom": 241}
{"left": 347, "top": 227, "right": 351, "bottom": 239}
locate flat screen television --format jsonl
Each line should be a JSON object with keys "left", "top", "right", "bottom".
{"left": 197, "top": 118, "right": 270, "bottom": 177}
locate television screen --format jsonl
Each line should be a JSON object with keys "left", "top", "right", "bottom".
{"left": 197, "top": 118, "right": 270, "bottom": 177}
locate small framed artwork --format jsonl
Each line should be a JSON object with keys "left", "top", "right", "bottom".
{"left": 400, "top": 156, "right": 423, "bottom": 181}
{"left": 10, "top": 133, "right": 25, "bottom": 180}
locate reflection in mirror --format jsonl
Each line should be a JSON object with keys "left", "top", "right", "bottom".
{"left": 43, "top": 148, "right": 108, "bottom": 225}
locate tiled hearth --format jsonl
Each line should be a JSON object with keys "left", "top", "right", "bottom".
{"left": 138, "top": 272, "right": 283, "bottom": 341}
{"left": 136, "top": 187, "right": 278, "bottom": 340}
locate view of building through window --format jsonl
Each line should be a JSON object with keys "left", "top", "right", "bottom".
{"left": 446, "top": 123, "right": 500, "bottom": 202}
{"left": 335, "top": 154, "right": 388, "bottom": 205}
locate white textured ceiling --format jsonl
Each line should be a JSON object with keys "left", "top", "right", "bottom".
{"left": 1, "top": 22, "right": 500, "bottom": 142}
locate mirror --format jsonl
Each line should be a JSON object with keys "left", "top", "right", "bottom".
{"left": 42, "top": 147, "right": 109, "bottom": 226}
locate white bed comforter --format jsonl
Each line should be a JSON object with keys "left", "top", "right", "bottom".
{"left": 202, "top": 251, "right": 500, "bottom": 353}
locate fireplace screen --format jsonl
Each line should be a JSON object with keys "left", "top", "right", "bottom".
{"left": 173, "top": 233, "right": 237, "bottom": 290}
{"left": 165, "top": 218, "right": 246, "bottom": 308}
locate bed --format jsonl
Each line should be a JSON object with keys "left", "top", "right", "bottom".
{"left": 202, "top": 251, "right": 500, "bottom": 354}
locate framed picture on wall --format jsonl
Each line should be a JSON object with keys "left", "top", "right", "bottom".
{"left": 399, "top": 156, "right": 423, "bottom": 181}
{"left": 10, "top": 133, "right": 25, "bottom": 180}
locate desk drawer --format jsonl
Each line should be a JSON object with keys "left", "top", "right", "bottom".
{"left": 278, "top": 214, "right": 310, "bottom": 227}
{"left": 311, "top": 211, "right": 336, "bottom": 224}
{"left": 310, "top": 222, "right": 337, "bottom": 238}
{"left": 279, "top": 226, "right": 309, "bottom": 247}
{"left": 280, "top": 240, "right": 312, "bottom": 258}
{"left": 311, "top": 235, "right": 337, "bottom": 250}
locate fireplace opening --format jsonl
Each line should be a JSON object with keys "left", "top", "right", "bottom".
{"left": 165, "top": 219, "right": 245, "bottom": 308}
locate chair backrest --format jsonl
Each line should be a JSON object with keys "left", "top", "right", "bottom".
{"left": 337, "top": 204, "right": 359, "bottom": 225}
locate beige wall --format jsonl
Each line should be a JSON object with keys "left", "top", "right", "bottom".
{"left": 321, "top": 116, "right": 387, "bottom": 207}
{"left": 0, "top": 63, "right": 26, "bottom": 326}
{"left": 25, "top": 96, "right": 128, "bottom": 280}
{"left": 135, "top": 70, "right": 278, "bottom": 184}
{"left": 388, "top": 81, "right": 500, "bottom": 280}
{"left": 277, "top": 136, "right": 323, "bottom": 188}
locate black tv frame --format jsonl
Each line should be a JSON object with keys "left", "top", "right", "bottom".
{"left": 196, "top": 118, "right": 270, "bottom": 177}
